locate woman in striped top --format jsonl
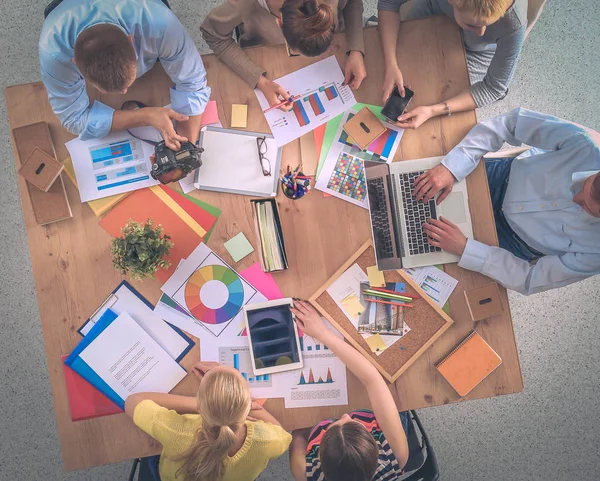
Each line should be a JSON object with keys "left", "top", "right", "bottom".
{"left": 289, "top": 301, "right": 410, "bottom": 481}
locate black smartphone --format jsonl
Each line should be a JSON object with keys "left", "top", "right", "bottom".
{"left": 381, "top": 86, "right": 414, "bottom": 122}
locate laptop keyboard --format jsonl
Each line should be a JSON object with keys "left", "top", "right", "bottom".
{"left": 367, "top": 177, "right": 395, "bottom": 259}
{"left": 400, "top": 171, "right": 442, "bottom": 256}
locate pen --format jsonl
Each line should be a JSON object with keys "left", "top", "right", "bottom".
{"left": 365, "top": 298, "right": 414, "bottom": 308}
{"left": 369, "top": 287, "right": 420, "bottom": 299}
{"left": 263, "top": 95, "right": 300, "bottom": 113}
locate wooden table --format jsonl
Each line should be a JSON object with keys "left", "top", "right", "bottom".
{"left": 5, "top": 19, "right": 522, "bottom": 471}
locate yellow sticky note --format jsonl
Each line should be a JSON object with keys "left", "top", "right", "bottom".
{"left": 341, "top": 294, "right": 364, "bottom": 317}
{"left": 365, "top": 334, "right": 387, "bottom": 354}
{"left": 367, "top": 266, "right": 386, "bottom": 288}
{"left": 231, "top": 104, "right": 248, "bottom": 128}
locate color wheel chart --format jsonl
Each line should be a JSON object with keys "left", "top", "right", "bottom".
{"left": 172, "top": 252, "right": 258, "bottom": 337}
{"left": 338, "top": 112, "right": 399, "bottom": 162}
{"left": 292, "top": 83, "right": 342, "bottom": 127}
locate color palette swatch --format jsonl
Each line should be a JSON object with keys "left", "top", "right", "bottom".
{"left": 326, "top": 153, "right": 367, "bottom": 202}
{"left": 184, "top": 265, "right": 245, "bottom": 324}
{"left": 338, "top": 112, "right": 399, "bottom": 162}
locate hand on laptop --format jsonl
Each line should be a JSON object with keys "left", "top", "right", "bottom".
{"left": 422, "top": 217, "right": 467, "bottom": 256}
{"left": 413, "top": 164, "right": 455, "bottom": 204}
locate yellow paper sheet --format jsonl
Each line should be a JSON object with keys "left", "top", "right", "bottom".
{"left": 367, "top": 265, "right": 386, "bottom": 288}
{"left": 231, "top": 104, "right": 248, "bottom": 128}
{"left": 365, "top": 334, "right": 387, "bottom": 354}
{"left": 341, "top": 294, "right": 364, "bottom": 317}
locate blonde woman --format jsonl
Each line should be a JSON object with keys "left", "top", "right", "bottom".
{"left": 125, "top": 361, "right": 291, "bottom": 481}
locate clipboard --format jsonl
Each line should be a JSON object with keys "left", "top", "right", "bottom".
{"left": 194, "top": 126, "right": 282, "bottom": 197}
{"left": 78, "top": 281, "right": 194, "bottom": 363}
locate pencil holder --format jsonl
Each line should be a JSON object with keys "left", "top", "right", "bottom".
{"left": 281, "top": 170, "right": 311, "bottom": 200}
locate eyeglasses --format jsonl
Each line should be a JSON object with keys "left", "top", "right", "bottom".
{"left": 256, "top": 137, "right": 272, "bottom": 176}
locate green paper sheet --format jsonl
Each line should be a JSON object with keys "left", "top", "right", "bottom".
{"left": 316, "top": 103, "right": 385, "bottom": 178}
{"left": 181, "top": 193, "right": 221, "bottom": 243}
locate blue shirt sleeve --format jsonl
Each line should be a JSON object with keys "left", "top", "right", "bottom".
{"left": 39, "top": 50, "right": 114, "bottom": 139}
{"left": 158, "top": 13, "right": 211, "bottom": 117}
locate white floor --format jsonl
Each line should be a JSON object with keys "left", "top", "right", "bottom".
{"left": 0, "top": 1, "right": 598, "bottom": 480}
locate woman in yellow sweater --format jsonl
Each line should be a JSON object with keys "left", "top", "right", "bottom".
{"left": 125, "top": 361, "right": 291, "bottom": 481}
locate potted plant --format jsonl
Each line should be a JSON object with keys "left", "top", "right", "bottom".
{"left": 110, "top": 219, "right": 173, "bottom": 280}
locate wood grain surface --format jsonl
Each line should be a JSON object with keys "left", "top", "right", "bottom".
{"left": 4, "top": 21, "right": 522, "bottom": 471}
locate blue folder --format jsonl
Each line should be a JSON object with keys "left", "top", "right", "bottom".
{"left": 64, "top": 309, "right": 125, "bottom": 408}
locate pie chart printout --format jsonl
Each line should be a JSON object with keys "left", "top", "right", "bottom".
{"left": 184, "top": 265, "right": 245, "bottom": 325}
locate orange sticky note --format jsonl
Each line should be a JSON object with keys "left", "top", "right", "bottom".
{"left": 231, "top": 104, "right": 248, "bottom": 128}
{"left": 367, "top": 265, "right": 386, "bottom": 287}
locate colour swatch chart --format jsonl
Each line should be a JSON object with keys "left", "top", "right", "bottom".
{"left": 255, "top": 56, "right": 356, "bottom": 146}
{"left": 285, "top": 327, "right": 348, "bottom": 409}
{"left": 315, "top": 152, "right": 368, "bottom": 208}
{"left": 66, "top": 131, "right": 157, "bottom": 202}
{"left": 161, "top": 243, "right": 266, "bottom": 339}
{"left": 404, "top": 266, "right": 458, "bottom": 307}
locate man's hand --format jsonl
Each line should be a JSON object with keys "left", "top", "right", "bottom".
{"left": 257, "top": 76, "right": 293, "bottom": 111}
{"left": 344, "top": 51, "right": 367, "bottom": 90}
{"left": 191, "top": 361, "right": 221, "bottom": 381}
{"left": 382, "top": 64, "right": 405, "bottom": 103}
{"left": 176, "top": 114, "right": 203, "bottom": 145}
{"left": 396, "top": 105, "right": 434, "bottom": 129}
{"left": 144, "top": 107, "right": 189, "bottom": 151}
{"left": 413, "top": 164, "right": 456, "bottom": 204}
{"left": 422, "top": 217, "right": 467, "bottom": 256}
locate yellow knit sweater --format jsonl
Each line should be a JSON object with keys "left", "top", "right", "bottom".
{"left": 134, "top": 400, "right": 292, "bottom": 481}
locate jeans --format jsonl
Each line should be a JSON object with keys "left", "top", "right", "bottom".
{"left": 485, "top": 157, "right": 545, "bottom": 262}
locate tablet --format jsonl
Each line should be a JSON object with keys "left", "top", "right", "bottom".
{"left": 243, "top": 298, "right": 303, "bottom": 376}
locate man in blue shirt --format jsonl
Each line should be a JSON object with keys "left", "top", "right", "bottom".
{"left": 413, "top": 108, "right": 600, "bottom": 295}
{"left": 39, "top": 0, "right": 211, "bottom": 149}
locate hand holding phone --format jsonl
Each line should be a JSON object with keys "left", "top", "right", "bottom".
{"left": 381, "top": 86, "right": 414, "bottom": 123}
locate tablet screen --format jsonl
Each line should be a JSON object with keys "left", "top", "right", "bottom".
{"left": 247, "top": 304, "right": 300, "bottom": 370}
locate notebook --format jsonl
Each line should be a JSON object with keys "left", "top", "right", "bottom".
{"left": 435, "top": 331, "right": 502, "bottom": 397}
{"left": 61, "top": 355, "right": 122, "bottom": 421}
{"left": 251, "top": 199, "right": 288, "bottom": 272}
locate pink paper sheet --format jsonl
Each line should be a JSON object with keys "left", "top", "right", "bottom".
{"left": 240, "top": 263, "right": 283, "bottom": 300}
{"left": 201, "top": 100, "right": 220, "bottom": 126}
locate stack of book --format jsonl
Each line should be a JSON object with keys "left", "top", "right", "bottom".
{"left": 251, "top": 199, "right": 288, "bottom": 273}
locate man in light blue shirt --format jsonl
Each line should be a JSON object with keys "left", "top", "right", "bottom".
{"left": 39, "top": 0, "right": 211, "bottom": 149}
{"left": 413, "top": 108, "right": 600, "bottom": 295}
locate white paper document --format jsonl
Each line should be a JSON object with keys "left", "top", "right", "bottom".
{"left": 78, "top": 312, "right": 187, "bottom": 401}
{"left": 403, "top": 266, "right": 458, "bottom": 307}
{"left": 81, "top": 283, "right": 191, "bottom": 362}
{"left": 284, "top": 326, "right": 348, "bottom": 409}
{"left": 255, "top": 56, "right": 356, "bottom": 146}
{"left": 66, "top": 129, "right": 159, "bottom": 202}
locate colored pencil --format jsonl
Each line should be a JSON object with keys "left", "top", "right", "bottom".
{"left": 366, "top": 298, "right": 414, "bottom": 308}
{"left": 364, "top": 290, "right": 413, "bottom": 302}
{"left": 369, "top": 286, "right": 420, "bottom": 299}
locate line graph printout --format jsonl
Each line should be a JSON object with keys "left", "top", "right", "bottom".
{"left": 255, "top": 56, "right": 356, "bottom": 146}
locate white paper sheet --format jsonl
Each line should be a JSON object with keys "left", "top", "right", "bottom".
{"left": 78, "top": 312, "right": 187, "bottom": 401}
{"left": 284, "top": 324, "right": 348, "bottom": 408}
{"left": 66, "top": 130, "right": 158, "bottom": 202}
{"left": 81, "top": 284, "right": 190, "bottom": 361}
{"left": 403, "top": 266, "right": 458, "bottom": 307}
{"left": 315, "top": 107, "right": 404, "bottom": 208}
{"left": 255, "top": 56, "right": 356, "bottom": 146}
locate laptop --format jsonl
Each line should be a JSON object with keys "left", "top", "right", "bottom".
{"left": 365, "top": 156, "right": 473, "bottom": 270}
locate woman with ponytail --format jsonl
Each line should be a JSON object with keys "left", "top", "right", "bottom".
{"left": 201, "top": 0, "right": 366, "bottom": 110}
{"left": 125, "top": 361, "right": 291, "bottom": 481}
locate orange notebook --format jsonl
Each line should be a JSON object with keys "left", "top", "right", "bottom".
{"left": 435, "top": 331, "right": 502, "bottom": 397}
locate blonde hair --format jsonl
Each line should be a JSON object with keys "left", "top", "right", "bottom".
{"left": 451, "top": 0, "right": 511, "bottom": 21}
{"left": 175, "top": 369, "right": 251, "bottom": 481}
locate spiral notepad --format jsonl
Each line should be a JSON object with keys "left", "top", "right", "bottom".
{"left": 435, "top": 331, "right": 502, "bottom": 397}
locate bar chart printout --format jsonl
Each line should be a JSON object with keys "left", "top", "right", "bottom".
{"left": 403, "top": 266, "right": 458, "bottom": 308}
{"left": 219, "top": 346, "right": 272, "bottom": 387}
